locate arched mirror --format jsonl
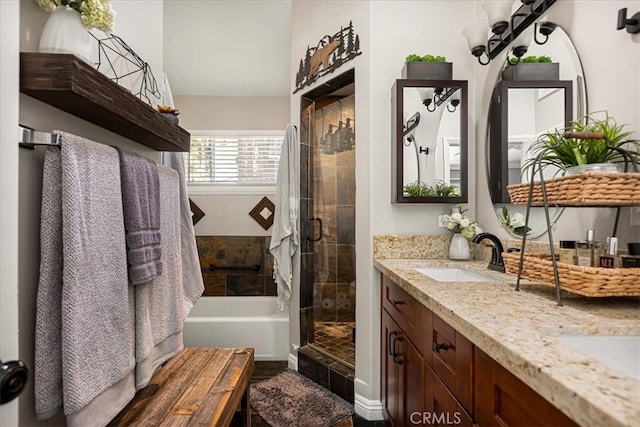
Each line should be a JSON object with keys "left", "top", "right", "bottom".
{"left": 392, "top": 79, "right": 468, "bottom": 203}
{"left": 486, "top": 22, "right": 588, "bottom": 237}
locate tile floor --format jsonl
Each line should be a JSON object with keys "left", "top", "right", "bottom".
{"left": 233, "top": 360, "right": 384, "bottom": 427}
{"left": 312, "top": 321, "right": 356, "bottom": 367}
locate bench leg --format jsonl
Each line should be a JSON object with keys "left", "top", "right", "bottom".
{"left": 240, "top": 385, "right": 251, "bottom": 427}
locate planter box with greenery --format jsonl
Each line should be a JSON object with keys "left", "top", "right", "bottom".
{"left": 522, "top": 111, "right": 640, "bottom": 176}
{"left": 402, "top": 54, "right": 452, "bottom": 80}
{"left": 502, "top": 55, "right": 559, "bottom": 81}
{"left": 508, "top": 112, "right": 640, "bottom": 206}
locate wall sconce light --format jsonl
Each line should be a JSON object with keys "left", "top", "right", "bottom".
{"left": 462, "top": 0, "right": 558, "bottom": 66}
{"left": 617, "top": 8, "right": 640, "bottom": 34}
{"left": 417, "top": 87, "right": 460, "bottom": 113}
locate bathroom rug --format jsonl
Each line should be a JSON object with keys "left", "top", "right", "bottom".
{"left": 250, "top": 370, "right": 353, "bottom": 427}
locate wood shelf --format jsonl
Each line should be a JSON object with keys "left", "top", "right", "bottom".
{"left": 20, "top": 52, "right": 190, "bottom": 152}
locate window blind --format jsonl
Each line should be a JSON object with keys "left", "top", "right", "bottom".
{"left": 185, "top": 134, "right": 283, "bottom": 184}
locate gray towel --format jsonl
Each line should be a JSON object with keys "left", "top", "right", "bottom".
{"left": 116, "top": 148, "right": 162, "bottom": 285}
{"left": 35, "top": 132, "right": 136, "bottom": 426}
{"left": 134, "top": 166, "right": 185, "bottom": 389}
{"left": 162, "top": 152, "right": 204, "bottom": 317}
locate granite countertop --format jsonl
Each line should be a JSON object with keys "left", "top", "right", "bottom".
{"left": 374, "top": 258, "right": 640, "bottom": 427}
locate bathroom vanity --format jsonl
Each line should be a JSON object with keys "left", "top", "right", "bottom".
{"left": 375, "top": 258, "right": 640, "bottom": 427}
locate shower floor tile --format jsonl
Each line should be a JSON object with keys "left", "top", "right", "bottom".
{"left": 313, "top": 321, "right": 355, "bottom": 367}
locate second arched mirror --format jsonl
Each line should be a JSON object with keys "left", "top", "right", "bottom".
{"left": 485, "top": 22, "right": 588, "bottom": 238}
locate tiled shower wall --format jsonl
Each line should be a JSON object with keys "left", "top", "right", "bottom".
{"left": 195, "top": 236, "right": 276, "bottom": 296}
{"left": 312, "top": 94, "right": 356, "bottom": 323}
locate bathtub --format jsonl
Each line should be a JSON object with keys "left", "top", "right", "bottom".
{"left": 183, "top": 296, "right": 289, "bottom": 361}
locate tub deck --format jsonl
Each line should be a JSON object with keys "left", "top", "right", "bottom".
{"left": 108, "top": 347, "right": 254, "bottom": 427}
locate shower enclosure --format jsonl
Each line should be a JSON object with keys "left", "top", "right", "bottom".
{"left": 298, "top": 70, "right": 356, "bottom": 401}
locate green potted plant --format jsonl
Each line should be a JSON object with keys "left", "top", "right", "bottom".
{"left": 502, "top": 55, "right": 559, "bottom": 81}
{"left": 402, "top": 54, "right": 452, "bottom": 80}
{"left": 521, "top": 111, "right": 640, "bottom": 177}
{"left": 403, "top": 180, "right": 460, "bottom": 197}
{"left": 403, "top": 181, "right": 433, "bottom": 197}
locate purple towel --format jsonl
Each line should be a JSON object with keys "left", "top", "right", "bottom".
{"left": 116, "top": 148, "right": 162, "bottom": 284}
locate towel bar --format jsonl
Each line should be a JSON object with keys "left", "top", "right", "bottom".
{"left": 18, "top": 126, "right": 61, "bottom": 149}
{"left": 208, "top": 263, "right": 260, "bottom": 272}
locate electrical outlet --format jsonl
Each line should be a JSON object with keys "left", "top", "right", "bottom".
{"left": 438, "top": 215, "right": 446, "bottom": 228}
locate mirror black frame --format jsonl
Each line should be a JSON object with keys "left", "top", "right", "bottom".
{"left": 488, "top": 80, "right": 573, "bottom": 204}
{"left": 391, "top": 79, "right": 468, "bottom": 204}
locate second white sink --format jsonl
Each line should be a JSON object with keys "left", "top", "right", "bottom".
{"left": 554, "top": 335, "right": 640, "bottom": 381}
{"left": 415, "top": 267, "right": 497, "bottom": 282}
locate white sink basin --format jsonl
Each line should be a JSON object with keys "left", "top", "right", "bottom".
{"left": 415, "top": 267, "right": 497, "bottom": 283}
{"left": 554, "top": 335, "right": 640, "bottom": 381}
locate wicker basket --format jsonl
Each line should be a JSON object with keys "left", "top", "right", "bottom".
{"left": 507, "top": 172, "right": 640, "bottom": 206}
{"left": 503, "top": 252, "right": 640, "bottom": 297}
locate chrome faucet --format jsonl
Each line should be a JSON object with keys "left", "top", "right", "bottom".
{"left": 473, "top": 232, "right": 505, "bottom": 273}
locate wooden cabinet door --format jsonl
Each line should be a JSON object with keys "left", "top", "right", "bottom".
{"left": 382, "top": 309, "right": 425, "bottom": 426}
{"left": 399, "top": 327, "right": 424, "bottom": 427}
{"left": 474, "top": 347, "right": 577, "bottom": 427}
{"left": 382, "top": 309, "right": 401, "bottom": 425}
{"left": 423, "top": 363, "right": 475, "bottom": 427}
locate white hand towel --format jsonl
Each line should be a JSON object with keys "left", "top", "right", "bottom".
{"left": 269, "top": 124, "right": 300, "bottom": 310}
{"left": 162, "top": 152, "right": 204, "bottom": 317}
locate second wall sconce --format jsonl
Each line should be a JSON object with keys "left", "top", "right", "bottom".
{"left": 462, "top": 0, "right": 558, "bottom": 65}
{"left": 617, "top": 8, "right": 640, "bottom": 34}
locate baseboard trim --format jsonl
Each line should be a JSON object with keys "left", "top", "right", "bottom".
{"left": 287, "top": 352, "right": 297, "bottom": 371}
{"left": 354, "top": 393, "right": 384, "bottom": 421}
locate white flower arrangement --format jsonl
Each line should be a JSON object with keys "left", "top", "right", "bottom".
{"left": 497, "top": 206, "right": 531, "bottom": 237}
{"left": 442, "top": 209, "right": 482, "bottom": 239}
{"left": 35, "top": 0, "right": 116, "bottom": 32}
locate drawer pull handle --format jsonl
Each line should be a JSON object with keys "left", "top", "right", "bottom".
{"left": 391, "top": 299, "right": 405, "bottom": 306}
{"left": 433, "top": 342, "right": 449, "bottom": 353}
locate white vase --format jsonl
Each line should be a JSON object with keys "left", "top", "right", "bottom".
{"left": 449, "top": 233, "right": 470, "bottom": 260}
{"left": 39, "top": 6, "right": 94, "bottom": 64}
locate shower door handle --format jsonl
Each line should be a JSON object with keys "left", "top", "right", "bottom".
{"left": 306, "top": 217, "right": 323, "bottom": 242}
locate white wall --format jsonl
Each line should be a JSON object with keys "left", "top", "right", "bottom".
{"left": 0, "top": 1, "right": 20, "bottom": 425}
{"left": 175, "top": 95, "right": 289, "bottom": 131}
{"left": 173, "top": 94, "right": 289, "bottom": 237}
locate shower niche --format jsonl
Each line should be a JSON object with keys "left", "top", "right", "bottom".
{"left": 391, "top": 79, "right": 468, "bottom": 203}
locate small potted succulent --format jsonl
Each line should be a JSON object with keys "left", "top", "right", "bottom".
{"left": 402, "top": 54, "right": 452, "bottom": 80}
{"left": 521, "top": 111, "right": 640, "bottom": 176}
{"left": 502, "top": 55, "right": 559, "bottom": 81}
{"left": 158, "top": 105, "right": 180, "bottom": 125}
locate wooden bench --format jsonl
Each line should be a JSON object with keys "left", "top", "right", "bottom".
{"left": 109, "top": 347, "right": 254, "bottom": 427}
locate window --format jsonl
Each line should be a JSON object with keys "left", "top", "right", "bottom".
{"left": 185, "top": 131, "right": 283, "bottom": 193}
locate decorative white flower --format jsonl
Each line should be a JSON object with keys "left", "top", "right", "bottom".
{"left": 35, "top": 0, "right": 115, "bottom": 31}
{"left": 497, "top": 207, "right": 531, "bottom": 237}
{"left": 442, "top": 208, "right": 481, "bottom": 239}
{"left": 509, "top": 212, "right": 526, "bottom": 228}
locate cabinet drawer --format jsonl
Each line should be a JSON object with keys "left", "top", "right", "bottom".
{"left": 382, "top": 274, "right": 420, "bottom": 328}
{"left": 431, "top": 313, "right": 473, "bottom": 415}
